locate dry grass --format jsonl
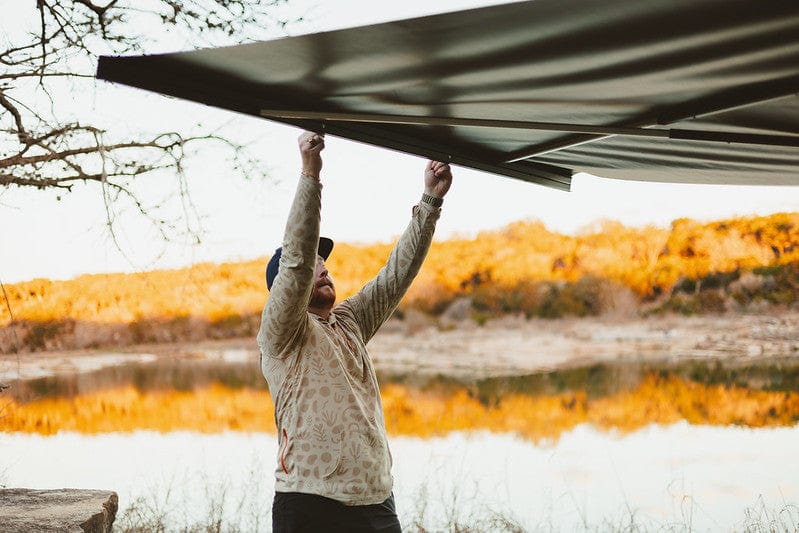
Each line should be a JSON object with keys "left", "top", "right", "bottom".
{"left": 112, "top": 477, "right": 799, "bottom": 533}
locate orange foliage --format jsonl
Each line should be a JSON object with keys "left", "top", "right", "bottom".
{"left": 649, "top": 213, "right": 799, "bottom": 295}
{"left": 0, "top": 385, "right": 275, "bottom": 435}
{"left": 0, "top": 260, "right": 267, "bottom": 325}
{"left": 2, "top": 212, "right": 798, "bottom": 329}
{"left": 382, "top": 374, "right": 799, "bottom": 442}
{"left": 3, "top": 374, "right": 798, "bottom": 441}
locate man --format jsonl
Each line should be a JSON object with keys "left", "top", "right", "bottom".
{"left": 258, "top": 131, "right": 452, "bottom": 532}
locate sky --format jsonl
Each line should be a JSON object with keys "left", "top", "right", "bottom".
{"left": 1, "top": 0, "right": 798, "bottom": 284}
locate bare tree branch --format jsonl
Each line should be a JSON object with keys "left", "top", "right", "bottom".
{"left": 1, "top": 0, "right": 298, "bottom": 247}
{"left": 0, "top": 91, "right": 28, "bottom": 142}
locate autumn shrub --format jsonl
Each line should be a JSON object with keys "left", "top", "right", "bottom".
{"left": 128, "top": 319, "right": 156, "bottom": 344}
{"left": 471, "top": 275, "right": 627, "bottom": 320}
{"left": 208, "top": 312, "right": 260, "bottom": 338}
{"left": 655, "top": 285, "right": 727, "bottom": 316}
{"left": 672, "top": 277, "right": 698, "bottom": 295}
{"left": 2, "top": 213, "right": 799, "bottom": 352}
{"left": 569, "top": 275, "right": 612, "bottom": 315}
{"left": 655, "top": 293, "right": 700, "bottom": 316}
{"left": 729, "top": 272, "right": 765, "bottom": 306}
{"left": 471, "top": 280, "right": 540, "bottom": 318}
{"left": 404, "top": 280, "right": 458, "bottom": 315}
{"left": 23, "top": 321, "right": 64, "bottom": 351}
{"left": 654, "top": 261, "right": 799, "bottom": 315}
{"left": 533, "top": 282, "right": 566, "bottom": 318}
{"left": 470, "top": 284, "right": 504, "bottom": 317}
{"left": 700, "top": 270, "right": 741, "bottom": 291}
{"left": 754, "top": 262, "right": 799, "bottom": 305}
{"left": 696, "top": 290, "right": 728, "bottom": 314}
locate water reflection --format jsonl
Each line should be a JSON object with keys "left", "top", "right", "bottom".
{"left": 3, "top": 354, "right": 799, "bottom": 531}
{"left": 12, "top": 355, "right": 799, "bottom": 401}
{"left": 3, "top": 355, "right": 799, "bottom": 439}
{"left": 11, "top": 358, "right": 266, "bottom": 403}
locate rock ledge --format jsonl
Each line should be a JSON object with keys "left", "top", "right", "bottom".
{"left": 0, "top": 488, "right": 117, "bottom": 533}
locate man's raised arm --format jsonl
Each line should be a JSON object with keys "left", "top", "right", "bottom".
{"left": 345, "top": 161, "right": 453, "bottom": 342}
{"left": 257, "top": 132, "right": 326, "bottom": 358}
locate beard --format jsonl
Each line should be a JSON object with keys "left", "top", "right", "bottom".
{"left": 309, "top": 283, "right": 336, "bottom": 309}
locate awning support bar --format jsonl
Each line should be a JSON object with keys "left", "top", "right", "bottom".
{"left": 260, "top": 109, "right": 799, "bottom": 150}
{"left": 261, "top": 109, "right": 672, "bottom": 138}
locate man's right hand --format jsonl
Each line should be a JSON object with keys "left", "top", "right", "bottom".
{"left": 299, "top": 131, "right": 325, "bottom": 179}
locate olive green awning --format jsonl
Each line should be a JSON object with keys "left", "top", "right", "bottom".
{"left": 97, "top": 0, "right": 799, "bottom": 191}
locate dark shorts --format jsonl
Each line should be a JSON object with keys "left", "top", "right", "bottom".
{"left": 272, "top": 491, "right": 402, "bottom": 533}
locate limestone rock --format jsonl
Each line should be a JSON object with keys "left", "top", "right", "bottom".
{"left": 0, "top": 488, "right": 118, "bottom": 533}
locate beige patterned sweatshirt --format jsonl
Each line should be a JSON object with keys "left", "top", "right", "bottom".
{"left": 258, "top": 174, "right": 440, "bottom": 505}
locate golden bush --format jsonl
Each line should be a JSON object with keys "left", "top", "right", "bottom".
{"left": 2, "top": 212, "right": 798, "bottom": 330}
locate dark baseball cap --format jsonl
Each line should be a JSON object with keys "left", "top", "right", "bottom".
{"left": 266, "top": 237, "right": 334, "bottom": 290}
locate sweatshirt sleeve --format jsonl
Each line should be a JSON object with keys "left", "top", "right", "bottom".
{"left": 257, "top": 175, "right": 322, "bottom": 358}
{"left": 345, "top": 201, "right": 440, "bottom": 343}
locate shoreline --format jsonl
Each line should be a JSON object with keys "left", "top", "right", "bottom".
{"left": 2, "top": 311, "right": 799, "bottom": 382}
{"left": 372, "top": 310, "right": 799, "bottom": 377}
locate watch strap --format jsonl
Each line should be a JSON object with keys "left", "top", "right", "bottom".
{"left": 421, "top": 193, "right": 443, "bottom": 207}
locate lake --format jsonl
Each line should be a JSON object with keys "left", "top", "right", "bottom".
{"left": 2, "top": 350, "right": 799, "bottom": 531}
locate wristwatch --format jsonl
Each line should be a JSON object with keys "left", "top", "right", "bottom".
{"left": 421, "top": 193, "right": 443, "bottom": 207}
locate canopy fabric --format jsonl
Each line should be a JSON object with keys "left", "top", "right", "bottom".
{"left": 97, "top": 0, "right": 799, "bottom": 191}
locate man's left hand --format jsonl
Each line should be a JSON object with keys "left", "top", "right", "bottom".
{"left": 424, "top": 161, "right": 453, "bottom": 199}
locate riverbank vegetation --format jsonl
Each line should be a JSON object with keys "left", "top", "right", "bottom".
{"left": 2, "top": 212, "right": 798, "bottom": 353}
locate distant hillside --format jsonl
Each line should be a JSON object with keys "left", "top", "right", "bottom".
{"left": 2, "top": 212, "right": 798, "bottom": 353}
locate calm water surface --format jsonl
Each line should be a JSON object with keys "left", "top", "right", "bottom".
{"left": 2, "top": 353, "right": 799, "bottom": 531}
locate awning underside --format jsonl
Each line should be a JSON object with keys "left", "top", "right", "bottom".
{"left": 97, "top": 0, "right": 799, "bottom": 190}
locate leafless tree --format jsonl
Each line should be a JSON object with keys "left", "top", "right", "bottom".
{"left": 0, "top": 0, "right": 297, "bottom": 245}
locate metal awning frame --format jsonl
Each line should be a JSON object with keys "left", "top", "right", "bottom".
{"left": 260, "top": 108, "right": 799, "bottom": 156}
